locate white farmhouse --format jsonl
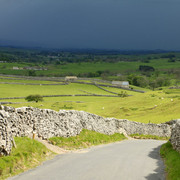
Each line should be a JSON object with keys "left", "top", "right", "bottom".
{"left": 65, "top": 76, "right": 78, "bottom": 81}
{"left": 12, "top": 66, "right": 19, "bottom": 70}
{"left": 112, "top": 81, "right": 129, "bottom": 88}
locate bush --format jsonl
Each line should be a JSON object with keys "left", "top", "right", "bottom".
{"left": 25, "top": 94, "right": 43, "bottom": 103}
{"left": 139, "top": 65, "right": 155, "bottom": 72}
{"left": 118, "top": 91, "right": 128, "bottom": 97}
{"left": 28, "top": 70, "right": 36, "bottom": 76}
{"left": 127, "top": 74, "right": 148, "bottom": 87}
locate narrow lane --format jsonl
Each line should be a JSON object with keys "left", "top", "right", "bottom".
{"left": 9, "top": 140, "right": 166, "bottom": 180}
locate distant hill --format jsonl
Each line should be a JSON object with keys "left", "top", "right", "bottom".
{"left": 0, "top": 44, "right": 178, "bottom": 55}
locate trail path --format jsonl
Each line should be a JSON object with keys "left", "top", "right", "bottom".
{"left": 34, "top": 137, "right": 68, "bottom": 154}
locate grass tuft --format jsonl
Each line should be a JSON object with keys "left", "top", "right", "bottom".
{"left": 130, "top": 134, "right": 169, "bottom": 140}
{"left": 160, "top": 141, "right": 180, "bottom": 180}
{"left": 0, "top": 137, "right": 54, "bottom": 179}
{"left": 49, "top": 129, "right": 126, "bottom": 150}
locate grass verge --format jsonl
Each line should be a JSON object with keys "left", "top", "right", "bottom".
{"left": 49, "top": 129, "right": 126, "bottom": 150}
{"left": 130, "top": 134, "right": 169, "bottom": 140}
{"left": 0, "top": 137, "right": 55, "bottom": 179}
{"left": 160, "top": 141, "right": 180, "bottom": 180}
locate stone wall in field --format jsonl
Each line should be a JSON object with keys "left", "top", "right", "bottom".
{"left": 0, "top": 106, "right": 175, "bottom": 155}
{"left": 0, "top": 109, "right": 13, "bottom": 156}
{"left": 170, "top": 120, "right": 180, "bottom": 153}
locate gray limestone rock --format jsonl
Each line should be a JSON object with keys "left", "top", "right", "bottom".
{"left": 170, "top": 119, "right": 180, "bottom": 153}
{"left": 0, "top": 114, "right": 13, "bottom": 156}
{"left": 0, "top": 106, "right": 178, "bottom": 156}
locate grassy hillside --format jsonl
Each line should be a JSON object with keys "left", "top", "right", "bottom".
{"left": 0, "top": 83, "right": 115, "bottom": 98}
{"left": 0, "top": 78, "right": 179, "bottom": 123}
{"left": 0, "top": 58, "right": 180, "bottom": 76}
{"left": 0, "top": 78, "right": 63, "bottom": 84}
{"left": 0, "top": 137, "right": 54, "bottom": 179}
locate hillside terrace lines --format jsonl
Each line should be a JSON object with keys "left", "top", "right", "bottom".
{"left": 0, "top": 82, "right": 67, "bottom": 85}
{"left": 0, "top": 94, "right": 120, "bottom": 101}
{"left": 0, "top": 74, "right": 145, "bottom": 93}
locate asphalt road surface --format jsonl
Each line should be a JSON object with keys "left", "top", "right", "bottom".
{"left": 9, "top": 139, "right": 166, "bottom": 180}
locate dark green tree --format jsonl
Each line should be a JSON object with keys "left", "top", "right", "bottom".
{"left": 149, "top": 80, "right": 157, "bottom": 91}
{"left": 28, "top": 70, "right": 36, "bottom": 76}
{"left": 25, "top": 94, "right": 43, "bottom": 103}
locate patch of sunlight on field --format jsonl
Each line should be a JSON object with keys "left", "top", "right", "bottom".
{"left": 0, "top": 78, "right": 63, "bottom": 84}
{"left": 2, "top": 83, "right": 180, "bottom": 124}
{"left": 9, "top": 93, "right": 180, "bottom": 124}
{"left": 0, "top": 83, "right": 114, "bottom": 98}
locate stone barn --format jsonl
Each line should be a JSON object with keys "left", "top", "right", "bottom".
{"left": 112, "top": 81, "right": 129, "bottom": 88}
{"left": 65, "top": 76, "right": 78, "bottom": 81}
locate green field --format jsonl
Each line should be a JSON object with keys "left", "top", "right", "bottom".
{"left": 0, "top": 83, "right": 114, "bottom": 97}
{"left": 0, "top": 58, "right": 180, "bottom": 76}
{"left": 0, "top": 78, "right": 63, "bottom": 84}
{"left": 1, "top": 77, "right": 180, "bottom": 123}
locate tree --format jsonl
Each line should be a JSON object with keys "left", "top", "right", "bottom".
{"left": 149, "top": 80, "right": 157, "bottom": 91}
{"left": 136, "top": 76, "right": 149, "bottom": 87}
{"left": 139, "top": 65, "right": 155, "bottom": 72}
{"left": 25, "top": 94, "right": 43, "bottom": 103}
{"left": 118, "top": 91, "right": 128, "bottom": 97}
{"left": 168, "top": 58, "right": 176, "bottom": 62}
{"left": 161, "top": 54, "right": 175, "bottom": 59}
{"left": 127, "top": 74, "right": 148, "bottom": 87}
{"left": 28, "top": 70, "right": 36, "bottom": 76}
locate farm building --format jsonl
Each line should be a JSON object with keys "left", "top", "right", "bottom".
{"left": 13, "top": 66, "right": 19, "bottom": 70}
{"left": 12, "top": 66, "right": 23, "bottom": 70}
{"left": 112, "top": 81, "right": 129, "bottom": 88}
{"left": 65, "top": 76, "right": 78, "bottom": 81}
{"left": 23, "top": 67, "right": 47, "bottom": 71}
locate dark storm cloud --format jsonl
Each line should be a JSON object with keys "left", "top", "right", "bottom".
{"left": 0, "top": 0, "right": 180, "bottom": 50}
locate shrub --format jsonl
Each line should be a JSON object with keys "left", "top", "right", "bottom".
{"left": 25, "top": 94, "right": 43, "bottom": 103}
{"left": 118, "top": 91, "right": 128, "bottom": 97}
{"left": 139, "top": 65, "right": 155, "bottom": 72}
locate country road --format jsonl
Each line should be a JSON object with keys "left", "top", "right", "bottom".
{"left": 9, "top": 140, "right": 166, "bottom": 180}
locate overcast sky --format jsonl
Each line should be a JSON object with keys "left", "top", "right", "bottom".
{"left": 0, "top": 0, "right": 180, "bottom": 50}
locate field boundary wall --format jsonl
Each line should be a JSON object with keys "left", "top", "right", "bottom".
{"left": 0, "top": 106, "right": 177, "bottom": 156}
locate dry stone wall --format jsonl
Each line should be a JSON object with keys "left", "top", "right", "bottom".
{"left": 0, "top": 106, "right": 176, "bottom": 155}
{"left": 0, "top": 110, "right": 13, "bottom": 156}
{"left": 170, "top": 120, "right": 180, "bottom": 153}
